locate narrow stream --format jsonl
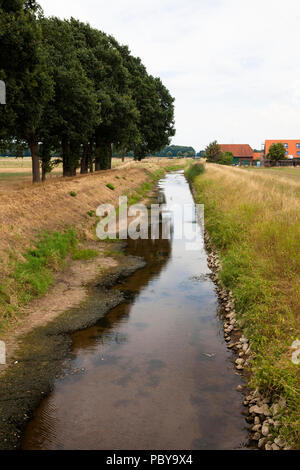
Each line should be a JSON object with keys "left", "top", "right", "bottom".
{"left": 22, "top": 172, "right": 248, "bottom": 450}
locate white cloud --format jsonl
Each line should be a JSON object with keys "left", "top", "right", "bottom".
{"left": 39, "top": 0, "right": 300, "bottom": 151}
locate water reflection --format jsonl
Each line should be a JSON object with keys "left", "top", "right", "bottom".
{"left": 22, "top": 172, "right": 248, "bottom": 450}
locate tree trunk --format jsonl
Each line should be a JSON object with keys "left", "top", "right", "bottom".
{"left": 95, "top": 146, "right": 101, "bottom": 171}
{"left": 29, "top": 137, "right": 40, "bottom": 183}
{"left": 42, "top": 164, "right": 46, "bottom": 182}
{"left": 81, "top": 145, "right": 89, "bottom": 174}
{"left": 108, "top": 144, "right": 112, "bottom": 169}
{"left": 89, "top": 157, "right": 94, "bottom": 172}
{"left": 62, "top": 137, "right": 72, "bottom": 177}
{"left": 121, "top": 147, "right": 126, "bottom": 162}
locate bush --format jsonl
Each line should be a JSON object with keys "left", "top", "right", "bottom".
{"left": 185, "top": 163, "right": 205, "bottom": 182}
{"left": 219, "top": 151, "right": 234, "bottom": 165}
{"left": 106, "top": 183, "right": 115, "bottom": 190}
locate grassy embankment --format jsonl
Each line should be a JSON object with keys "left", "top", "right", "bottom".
{"left": 0, "top": 162, "right": 186, "bottom": 334}
{"left": 186, "top": 162, "right": 300, "bottom": 448}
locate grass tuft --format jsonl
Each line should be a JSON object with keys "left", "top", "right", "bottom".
{"left": 72, "top": 248, "right": 99, "bottom": 261}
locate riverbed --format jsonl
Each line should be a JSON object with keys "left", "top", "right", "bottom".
{"left": 22, "top": 171, "right": 248, "bottom": 450}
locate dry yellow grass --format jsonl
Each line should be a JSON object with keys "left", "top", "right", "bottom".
{"left": 0, "top": 157, "right": 131, "bottom": 191}
{"left": 0, "top": 158, "right": 172, "bottom": 270}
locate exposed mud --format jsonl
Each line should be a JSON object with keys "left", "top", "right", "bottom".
{"left": 0, "top": 251, "right": 145, "bottom": 450}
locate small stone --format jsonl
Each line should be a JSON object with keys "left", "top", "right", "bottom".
{"left": 236, "top": 385, "right": 243, "bottom": 392}
{"left": 240, "top": 336, "right": 248, "bottom": 344}
{"left": 258, "top": 437, "right": 267, "bottom": 449}
{"left": 265, "top": 443, "right": 272, "bottom": 451}
{"left": 249, "top": 404, "right": 271, "bottom": 416}
{"left": 254, "top": 416, "right": 260, "bottom": 425}
{"left": 278, "top": 398, "right": 286, "bottom": 408}
{"left": 235, "top": 358, "right": 244, "bottom": 365}
{"left": 236, "top": 364, "right": 244, "bottom": 370}
{"left": 271, "top": 443, "right": 280, "bottom": 451}
{"left": 252, "top": 432, "right": 261, "bottom": 441}
{"left": 274, "top": 437, "right": 285, "bottom": 448}
{"left": 252, "top": 424, "right": 261, "bottom": 432}
{"left": 261, "top": 424, "right": 269, "bottom": 437}
{"left": 271, "top": 403, "right": 280, "bottom": 415}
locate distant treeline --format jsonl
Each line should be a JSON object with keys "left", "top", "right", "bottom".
{"left": 0, "top": 1, "right": 175, "bottom": 182}
{"left": 1, "top": 145, "right": 204, "bottom": 159}
{"left": 153, "top": 145, "right": 196, "bottom": 157}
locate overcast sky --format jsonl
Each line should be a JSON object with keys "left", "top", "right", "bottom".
{"left": 39, "top": 0, "right": 300, "bottom": 151}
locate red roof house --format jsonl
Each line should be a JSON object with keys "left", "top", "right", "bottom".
{"left": 219, "top": 144, "right": 254, "bottom": 165}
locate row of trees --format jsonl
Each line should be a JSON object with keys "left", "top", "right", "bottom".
{"left": 0, "top": 1, "right": 175, "bottom": 182}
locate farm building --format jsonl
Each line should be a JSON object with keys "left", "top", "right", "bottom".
{"left": 219, "top": 144, "right": 254, "bottom": 166}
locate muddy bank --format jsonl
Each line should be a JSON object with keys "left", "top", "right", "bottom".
{"left": 0, "top": 252, "right": 145, "bottom": 450}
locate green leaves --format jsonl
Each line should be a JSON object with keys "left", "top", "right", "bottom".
{"left": 267, "top": 143, "right": 286, "bottom": 161}
{"left": 0, "top": 3, "right": 176, "bottom": 179}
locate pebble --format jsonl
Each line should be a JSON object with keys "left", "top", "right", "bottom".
{"left": 258, "top": 437, "right": 267, "bottom": 449}
{"left": 261, "top": 424, "right": 269, "bottom": 437}
{"left": 271, "top": 443, "right": 280, "bottom": 451}
{"left": 274, "top": 437, "right": 285, "bottom": 448}
{"left": 252, "top": 424, "right": 261, "bottom": 432}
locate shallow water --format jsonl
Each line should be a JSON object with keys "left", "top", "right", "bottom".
{"left": 22, "top": 172, "right": 248, "bottom": 450}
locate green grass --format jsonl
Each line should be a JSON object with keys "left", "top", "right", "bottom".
{"left": 0, "top": 230, "right": 78, "bottom": 331}
{"left": 165, "top": 163, "right": 186, "bottom": 171}
{"left": 87, "top": 210, "right": 96, "bottom": 217}
{"left": 106, "top": 183, "right": 115, "bottom": 190}
{"left": 69, "top": 191, "right": 77, "bottom": 197}
{"left": 15, "top": 230, "right": 77, "bottom": 295}
{"left": 72, "top": 248, "right": 98, "bottom": 260}
{"left": 104, "top": 249, "right": 124, "bottom": 257}
{"left": 0, "top": 172, "right": 31, "bottom": 179}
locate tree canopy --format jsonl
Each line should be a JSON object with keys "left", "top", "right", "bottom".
{"left": 0, "top": 1, "right": 176, "bottom": 181}
{"left": 267, "top": 143, "right": 286, "bottom": 162}
{"left": 204, "top": 141, "right": 222, "bottom": 163}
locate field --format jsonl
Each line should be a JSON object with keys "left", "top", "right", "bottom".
{"left": 0, "top": 157, "right": 129, "bottom": 191}
{"left": 192, "top": 163, "right": 300, "bottom": 447}
{"left": 244, "top": 166, "right": 300, "bottom": 182}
